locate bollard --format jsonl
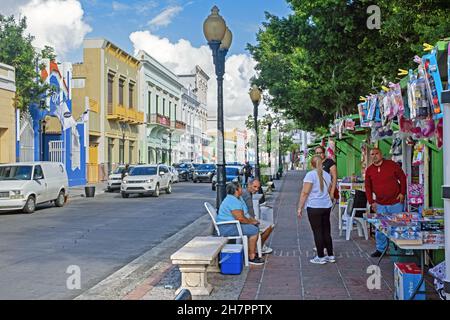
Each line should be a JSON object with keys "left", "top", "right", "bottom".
{"left": 175, "top": 289, "right": 192, "bottom": 300}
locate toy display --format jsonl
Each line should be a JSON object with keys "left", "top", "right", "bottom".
{"left": 389, "top": 224, "right": 422, "bottom": 244}
{"left": 358, "top": 101, "right": 371, "bottom": 127}
{"left": 408, "top": 68, "right": 431, "bottom": 119}
{"left": 422, "top": 47, "right": 444, "bottom": 119}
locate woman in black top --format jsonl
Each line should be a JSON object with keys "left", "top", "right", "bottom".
{"left": 315, "top": 146, "right": 338, "bottom": 200}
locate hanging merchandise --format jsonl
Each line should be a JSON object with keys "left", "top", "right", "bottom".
{"left": 399, "top": 115, "right": 414, "bottom": 134}
{"left": 326, "top": 138, "right": 335, "bottom": 160}
{"left": 412, "top": 143, "right": 425, "bottom": 166}
{"left": 358, "top": 101, "right": 371, "bottom": 127}
{"left": 408, "top": 67, "right": 431, "bottom": 119}
{"left": 366, "top": 94, "right": 381, "bottom": 123}
{"left": 344, "top": 118, "right": 355, "bottom": 131}
{"left": 389, "top": 82, "right": 405, "bottom": 117}
{"left": 390, "top": 137, "right": 403, "bottom": 157}
{"left": 422, "top": 47, "right": 444, "bottom": 119}
{"left": 435, "top": 118, "right": 443, "bottom": 149}
{"left": 420, "top": 118, "right": 436, "bottom": 138}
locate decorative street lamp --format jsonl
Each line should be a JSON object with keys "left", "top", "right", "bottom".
{"left": 119, "top": 122, "right": 126, "bottom": 164}
{"left": 266, "top": 113, "right": 273, "bottom": 181}
{"left": 249, "top": 84, "right": 262, "bottom": 193}
{"left": 169, "top": 128, "right": 174, "bottom": 165}
{"left": 203, "top": 6, "right": 232, "bottom": 208}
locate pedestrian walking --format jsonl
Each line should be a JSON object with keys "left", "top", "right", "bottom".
{"left": 315, "top": 146, "right": 338, "bottom": 200}
{"left": 297, "top": 155, "right": 335, "bottom": 264}
{"left": 365, "top": 147, "right": 407, "bottom": 257}
{"left": 243, "top": 161, "right": 253, "bottom": 187}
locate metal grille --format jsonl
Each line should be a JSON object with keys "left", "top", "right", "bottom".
{"left": 0, "top": 192, "right": 9, "bottom": 198}
{"left": 49, "top": 140, "right": 65, "bottom": 164}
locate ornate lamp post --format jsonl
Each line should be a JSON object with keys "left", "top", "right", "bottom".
{"left": 266, "top": 113, "right": 273, "bottom": 181}
{"left": 169, "top": 128, "right": 174, "bottom": 165}
{"left": 203, "top": 6, "right": 232, "bottom": 207}
{"left": 249, "top": 85, "right": 262, "bottom": 193}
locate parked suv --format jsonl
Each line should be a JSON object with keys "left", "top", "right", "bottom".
{"left": 107, "top": 165, "right": 134, "bottom": 191}
{"left": 193, "top": 164, "right": 216, "bottom": 183}
{"left": 174, "top": 163, "right": 194, "bottom": 181}
{"left": 211, "top": 166, "right": 242, "bottom": 191}
{"left": 121, "top": 164, "right": 172, "bottom": 198}
{"left": 0, "top": 162, "right": 68, "bottom": 214}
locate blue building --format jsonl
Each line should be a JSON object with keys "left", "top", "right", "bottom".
{"left": 16, "top": 59, "right": 87, "bottom": 187}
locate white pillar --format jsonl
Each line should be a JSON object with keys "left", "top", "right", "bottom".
{"left": 442, "top": 93, "right": 450, "bottom": 299}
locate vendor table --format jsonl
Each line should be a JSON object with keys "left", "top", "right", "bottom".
{"left": 367, "top": 219, "right": 444, "bottom": 300}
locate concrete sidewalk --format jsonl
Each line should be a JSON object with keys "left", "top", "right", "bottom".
{"left": 68, "top": 182, "right": 107, "bottom": 199}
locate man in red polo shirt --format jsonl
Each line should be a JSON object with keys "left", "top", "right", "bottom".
{"left": 365, "top": 148, "right": 407, "bottom": 257}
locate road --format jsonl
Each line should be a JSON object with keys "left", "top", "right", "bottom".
{"left": 0, "top": 181, "right": 215, "bottom": 299}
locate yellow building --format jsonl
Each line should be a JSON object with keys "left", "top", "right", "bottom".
{"left": 0, "top": 62, "right": 16, "bottom": 164}
{"left": 72, "top": 39, "right": 144, "bottom": 182}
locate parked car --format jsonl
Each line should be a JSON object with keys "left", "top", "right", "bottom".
{"left": 227, "top": 162, "right": 245, "bottom": 175}
{"left": 121, "top": 164, "right": 172, "bottom": 198}
{"left": 106, "top": 165, "right": 134, "bottom": 191}
{"left": 174, "top": 163, "right": 194, "bottom": 181}
{"left": 168, "top": 166, "right": 179, "bottom": 183}
{"left": 192, "top": 164, "right": 216, "bottom": 183}
{"left": 211, "top": 166, "right": 242, "bottom": 191}
{"left": 0, "top": 162, "right": 68, "bottom": 214}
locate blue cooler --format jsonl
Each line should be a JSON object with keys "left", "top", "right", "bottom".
{"left": 219, "top": 244, "right": 244, "bottom": 275}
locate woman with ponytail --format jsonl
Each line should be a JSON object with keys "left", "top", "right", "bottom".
{"left": 297, "top": 156, "right": 334, "bottom": 264}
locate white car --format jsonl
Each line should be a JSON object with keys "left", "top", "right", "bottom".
{"left": 107, "top": 165, "right": 134, "bottom": 191}
{"left": 168, "top": 166, "right": 179, "bottom": 183}
{"left": 121, "top": 164, "right": 172, "bottom": 198}
{"left": 0, "top": 162, "right": 68, "bottom": 214}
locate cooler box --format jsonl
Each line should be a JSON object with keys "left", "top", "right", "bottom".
{"left": 394, "top": 262, "right": 426, "bottom": 300}
{"left": 219, "top": 244, "right": 244, "bottom": 275}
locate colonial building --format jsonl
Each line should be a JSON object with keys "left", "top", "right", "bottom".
{"left": 178, "top": 66, "right": 209, "bottom": 163}
{"left": 0, "top": 62, "right": 16, "bottom": 163}
{"left": 137, "top": 50, "right": 184, "bottom": 165}
{"left": 72, "top": 39, "right": 144, "bottom": 182}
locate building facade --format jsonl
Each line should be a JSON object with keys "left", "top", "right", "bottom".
{"left": 72, "top": 39, "right": 144, "bottom": 182}
{"left": 137, "top": 50, "right": 184, "bottom": 165}
{"left": 0, "top": 62, "right": 16, "bottom": 164}
{"left": 178, "top": 66, "right": 209, "bottom": 163}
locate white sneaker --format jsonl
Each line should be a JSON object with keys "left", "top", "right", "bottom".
{"left": 310, "top": 256, "right": 327, "bottom": 264}
{"left": 262, "top": 245, "right": 273, "bottom": 254}
{"left": 325, "top": 255, "right": 336, "bottom": 263}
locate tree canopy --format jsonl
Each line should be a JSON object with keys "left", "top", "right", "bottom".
{"left": 248, "top": 0, "right": 450, "bottom": 132}
{"left": 0, "top": 15, "right": 54, "bottom": 111}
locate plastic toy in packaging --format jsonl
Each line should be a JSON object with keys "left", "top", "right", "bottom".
{"left": 408, "top": 68, "right": 431, "bottom": 119}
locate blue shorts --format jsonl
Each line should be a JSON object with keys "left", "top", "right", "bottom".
{"left": 218, "top": 223, "right": 259, "bottom": 237}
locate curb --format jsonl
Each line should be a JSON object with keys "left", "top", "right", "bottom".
{"left": 74, "top": 213, "right": 213, "bottom": 300}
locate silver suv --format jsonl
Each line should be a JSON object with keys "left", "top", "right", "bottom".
{"left": 121, "top": 164, "right": 172, "bottom": 198}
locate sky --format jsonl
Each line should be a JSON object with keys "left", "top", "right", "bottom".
{"left": 2, "top": 0, "right": 292, "bottom": 129}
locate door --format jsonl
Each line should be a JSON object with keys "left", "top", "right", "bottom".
{"left": 32, "top": 165, "right": 49, "bottom": 203}
{"left": 88, "top": 145, "right": 99, "bottom": 183}
{"left": 161, "top": 166, "right": 170, "bottom": 187}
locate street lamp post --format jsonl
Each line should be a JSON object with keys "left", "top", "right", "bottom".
{"left": 120, "top": 122, "right": 126, "bottom": 164}
{"left": 203, "top": 6, "right": 232, "bottom": 208}
{"left": 169, "top": 129, "right": 174, "bottom": 165}
{"left": 266, "top": 114, "right": 273, "bottom": 181}
{"left": 249, "top": 85, "right": 262, "bottom": 193}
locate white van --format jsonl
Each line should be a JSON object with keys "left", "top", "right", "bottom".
{"left": 0, "top": 162, "right": 69, "bottom": 214}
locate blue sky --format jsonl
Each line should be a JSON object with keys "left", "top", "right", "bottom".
{"left": 74, "top": 0, "right": 292, "bottom": 62}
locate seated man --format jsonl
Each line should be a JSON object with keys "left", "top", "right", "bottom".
{"left": 241, "top": 178, "right": 274, "bottom": 254}
{"left": 216, "top": 181, "right": 268, "bottom": 265}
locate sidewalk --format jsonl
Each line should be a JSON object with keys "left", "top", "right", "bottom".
{"left": 68, "top": 182, "right": 107, "bottom": 199}
{"left": 117, "top": 170, "right": 439, "bottom": 300}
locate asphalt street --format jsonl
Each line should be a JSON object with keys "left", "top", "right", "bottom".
{"left": 0, "top": 181, "right": 215, "bottom": 299}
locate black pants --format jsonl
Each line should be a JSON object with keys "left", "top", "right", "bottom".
{"left": 307, "top": 207, "right": 334, "bottom": 258}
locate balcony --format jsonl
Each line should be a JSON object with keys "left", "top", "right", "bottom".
{"left": 107, "top": 104, "right": 126, "bottom": 120}
{"left": 148, "top": 113, "right": 170, "bottom": 127}
{"left": 135, "top": 111, "right": 145, "bottom": 124}
{"left": 172, "top": 120, "right": 186, "bottom": 131}
{"left": 126, "top": 108, "right": 137, "bottom": 123}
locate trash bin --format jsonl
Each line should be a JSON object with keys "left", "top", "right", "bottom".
{"left": 85, "top": 186, "right": 96, "bottom": 198}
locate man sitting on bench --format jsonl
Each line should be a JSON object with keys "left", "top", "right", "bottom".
{"left": 241, "top": 179, "right": 274, "bottom": 255}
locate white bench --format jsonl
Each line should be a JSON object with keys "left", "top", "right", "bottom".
{"left": 170, "top": 236, "right": 228, "bottom": 296}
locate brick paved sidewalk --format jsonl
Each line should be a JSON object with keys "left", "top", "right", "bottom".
{"left": 240, "top": 170, "right": 397, "bottom": 300}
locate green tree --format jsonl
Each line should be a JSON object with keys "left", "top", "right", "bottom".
{"left": 248, "top": 0, "right": 450, "bottom": 132}
{"left": 0, "top": 15, "right": 52, "bottom": 111}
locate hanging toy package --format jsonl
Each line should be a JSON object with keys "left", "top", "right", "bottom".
{"left": 408, "top": 67, "right": 431, "bottom": 119}
{"left": 389, "top": 83, "right": 404, "bottom": 117}
{"left": 358, "top": 101, "right": 370, "bottom": 127}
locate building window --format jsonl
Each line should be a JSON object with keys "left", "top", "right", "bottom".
{"left": 129, "top": 83, "right": 134, "bottom": 108}
{"left": 163, "top": 98, "right": 166, "bottom": 117}
{"left": 148, "top": 92, "right": 151, "bottom": 115}
{"left": 174, "top": 104, "right": 177, "bottom": 122}
{"left": 169, "top": 101, "right": 172, "bottom": 119}
{"left": 119, "top": 79, "right": 124, "bottom": 106}
{"left": 156, "top": 95, "right": 159, "bottom": 114}
{"left": 108, "top": 74, "right": 114, "bottom": 113}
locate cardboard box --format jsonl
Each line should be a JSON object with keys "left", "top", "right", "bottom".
{"left": 394, "top": 263, "right": 425, "bottom": 300}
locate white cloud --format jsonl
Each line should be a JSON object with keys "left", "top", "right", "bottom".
{"left": 18, "top": 0, "right": 92, "bottom": 59}
{"left": 130, "top": 30, "right": 263, "bottom": 129}
{"left": 112, "top": 1, "right": 131, "bottom": 11}
{"left": 148, "top": 6, "right": 183, "bottom": 28}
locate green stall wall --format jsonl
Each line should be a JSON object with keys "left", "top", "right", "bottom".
{"left": 429, "top": 148, "right": 444, "bottom": 208}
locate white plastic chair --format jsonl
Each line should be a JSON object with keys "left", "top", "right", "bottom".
{"left": 204, "top": 202, "right": 253, "bottom": 266}
{"left": 341, "top": 197, "right": 369, "bottom": 241}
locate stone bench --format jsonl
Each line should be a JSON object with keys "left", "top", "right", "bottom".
{"left": 170, "top": 236, "right": 228, "bottom": 296}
